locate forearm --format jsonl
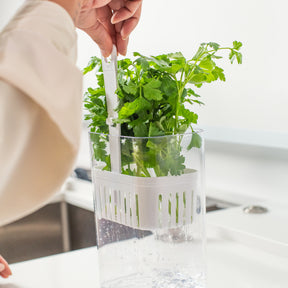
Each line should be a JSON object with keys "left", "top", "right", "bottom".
{"left": 0, "top": 0, "right": 82, "bottom": 226}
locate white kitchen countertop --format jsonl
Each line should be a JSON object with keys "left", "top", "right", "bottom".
{"left": 0, "top": 234, "right": 287, "bottom": 288}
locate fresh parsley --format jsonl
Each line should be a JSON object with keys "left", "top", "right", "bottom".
{"left": 84, "top": 41, "right": 242, "bottom": 177}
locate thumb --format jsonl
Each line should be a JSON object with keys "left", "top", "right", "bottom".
{"left": 111, "top": 0, "right": 142, "bottom": 23}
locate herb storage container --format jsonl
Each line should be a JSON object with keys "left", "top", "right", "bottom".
{"left": 89, "top": 130, "right": 206, "bottom": 288}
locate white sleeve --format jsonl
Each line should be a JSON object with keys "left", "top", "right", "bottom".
{"left": 0, "top": 1, "right": 83, "bottom": 226}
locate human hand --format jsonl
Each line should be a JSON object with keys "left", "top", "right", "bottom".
{"left": 0, "top": 255, "right": 12, "bottom": 278}
{"left": 49, "top": 0, "right": 142, "bottom": 56}
{"left": 110, "top": 0, "right": 143, "bottom": 55}
{"left": 77, "top": 0, "right": 142, "bottom": 56}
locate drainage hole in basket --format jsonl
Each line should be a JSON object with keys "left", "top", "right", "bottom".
{"left": 168, "top": 193, "right": 172, "bottom": 227}
{"left": 135, "top": 194, "right": 139, "bottom": 227}
{"left": 158, "top": 194, "right": 163, "bottom": 228}
{"left": 183, "top": 191, "right": 186, "bottom": 225}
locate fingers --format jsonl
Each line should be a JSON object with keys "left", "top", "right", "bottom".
{"left": 115, "top": 22, "right": 129, "bottom": 55}
{"left": 111, "top": 1, "right": 142, "bottom": 41}
{"left": 83, "top": 21, "right": 114, "bottom": 57}
{"left": 119, "top": 5, "right": 141, "bottom": 40}
{"left": 78, "top": 6, "right": 114, "bottom": 57}
{"left": 0, "top": 269, "right": 11, "bottom": 279}
{"left": 117, "top": 35, "right": 129, "bottom": 56}
{"left": 79, "top": 0, "right": 142, "bottom": 57}
{"left": 0, "top": 256, "right": 12, "bottom": 278}
{"left": 111, "top": 0, "right": 142, "bottom": 24}
{"left": 86, "top": 6, "right": 129, "bottom": 56}
{"left": 96, "top": 5, "right": 115, "bottom": 41}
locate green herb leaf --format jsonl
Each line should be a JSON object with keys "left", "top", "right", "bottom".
{"left": 188, "top": 132, "right": 202, "bottom": 149}
{"left": 148, "top": 123, "right": 165, "bottom": 137}
{"left": 118, "top": 97, "right": 151, "bottom": 119}
{"left": 233, "top": 41, "right": 243, "bottom": 50}
{"left": 208, "top": 42, "right": 220, "bottom": 51}
{"left": 83, "top": 56, "right": 102, "bottom": 75}
{"left": 143, "top": 79, "right": 163, "bottom": 101}
{"left": 122, "top": 81, "right": 138, "bottom": 95}
{"left": 179, "top": 105, "right": 198, "bottom": 124}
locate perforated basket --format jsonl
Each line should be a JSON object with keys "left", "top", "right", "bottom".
{"left": 92, "top": 169, "right": 198, "bottom": 230}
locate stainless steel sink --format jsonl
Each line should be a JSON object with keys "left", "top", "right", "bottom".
{"left": 0, "top": 203, "right": 64, "bottom": 264}
{"left": 0, "top": 202, "right": 96, "bottom": 264}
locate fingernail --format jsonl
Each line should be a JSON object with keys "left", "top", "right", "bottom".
{"left": 111, "top": 14, "right": 118, "bottom": 24}
{"left": 121, "top": 33, "right": 127, "bottom": 41}
{"left": 119, "top": 49, "right": 127, "bottom": 56}
{"left": 101, "top": 49, "right": 109, "bottom": 58}
{"left": 121, "top": 29, "right": 130, "bottom": 41}
{"left": 0, "top": 263, "right": 5, "bottom": 272}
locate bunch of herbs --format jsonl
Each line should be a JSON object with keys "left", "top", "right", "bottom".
{"left": 84, "top": 41, "right": 242, "bottom": 177}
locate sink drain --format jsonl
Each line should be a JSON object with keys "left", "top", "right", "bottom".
{"left": 243, "top": 205, "right": 269, "bottom": 214}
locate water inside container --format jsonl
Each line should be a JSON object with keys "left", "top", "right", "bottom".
{"left": 102, "top": 270, "right": 205, "bottom": 288}
{"left": 96, "top": 219, "right": 206, "bottom": 288}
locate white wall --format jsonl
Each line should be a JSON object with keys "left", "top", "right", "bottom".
{"left": 205, "top": 142, "right": 288, "bottom": 203}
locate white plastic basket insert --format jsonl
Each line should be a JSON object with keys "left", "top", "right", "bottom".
{"left": 93, "top": 169, "right": 198, "bottom": 230}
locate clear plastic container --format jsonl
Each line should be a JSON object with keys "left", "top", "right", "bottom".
{"left": 89, "top": 131, "right": 206, "bottom": 288}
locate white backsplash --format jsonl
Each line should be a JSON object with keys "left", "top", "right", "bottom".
{"left": 205, "top": 140, "right": 288, "bottom": 204}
